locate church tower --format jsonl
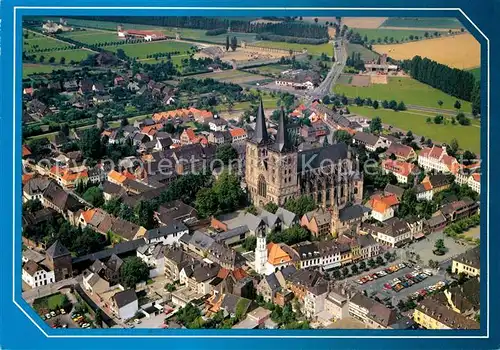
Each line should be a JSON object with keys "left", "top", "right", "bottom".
{"left": 254, "top": 226, "right": 268, "bottom": 275}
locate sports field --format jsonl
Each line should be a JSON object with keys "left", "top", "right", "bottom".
{"left": 248, "top": 64, "right": 289, "bottom": 76}
{"left": 373, "top": 33, "right": 480, "bottom": 69}
{"left": 333, "top": 76, "right": 472, "bottom": 112}
{"left": 381, "top": 17, "right": 464, "bottom": 29}
{"left": 106, "top": 41, "right": 195, "bottom": 59}
{"left": 346, "top": 43, "right": 379, "bottom": 62}
{"left": 348, "top": 105, "right": 480, "bottom": 153}
{"left": 352, "top": 28, "right": 446, "bottom": 43}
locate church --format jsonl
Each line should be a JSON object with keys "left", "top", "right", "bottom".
{"left": 245, "top": 100, "right": 364, "bottom": 209}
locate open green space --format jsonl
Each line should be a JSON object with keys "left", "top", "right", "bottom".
{"left": 23, "top": 36, "right": 71, "bottom": 51}
{"left": 346, "top": 43, "right": 379, "bottom": 61}
{"left": 252, "top": 41, "right": 333, "bottom": 55}
{"left": 352, "top": 28, "right": 446, "bottom": 44}
{"left": 333, "top": 76, "right": 472, "bottom": 112}
{"left": 37, "top": 49, "right": 94, "bottom": 63}
{"left": 381, "top": 17, "right": 464, "bottom": 29}
{"left": 467, "top": 67, "right": 481, "bottom": 81}
{"left": 218, "top": 97, "right": 279, "bottom": 112}
{"left": 59, "top": 29, "right": 120, "bottom": 45}
{"left": 23, "top": 63, "right": 76, "bottom": 78}
{"left": 106, "top": 41, "right": 194, "bottom": 59}
{"left": 246, "top": 64, "right": 289, "bottom": 76}
{"left": 139, "top": 54, "right": 188, "bottom": 67}
{"left": 348, "top": 105, "right": 480, "bottom": 153}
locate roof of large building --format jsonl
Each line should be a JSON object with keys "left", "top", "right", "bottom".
{"left": 144, "top": 221, "right": 188, "bottom": 241}
{"left": 267, "top": 242, "right": 292, "bottom": 265}
{"left": 416, "top": 297, "right": 479, "bottom": 329}
{"left": 113, "top": 289, "right": 137, "bottom": 308}
{"left": 297, "top": 143, "right": 349, "bottom": 172}
{"left": 46, "top": 240, "right": 70, "bottom": 258}
{"left": 350, "top": 293, "right": 397, "bottom": 327}
{"left": 453, "top": 247, "right": 480, "bottom": 270}
{"left": 353, "top": 131, "right": 379, "bottom": 146}
{"left": 339, "top": 204, "right": 369, "bottom": 222}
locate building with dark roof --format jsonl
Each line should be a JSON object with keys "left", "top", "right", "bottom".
{"left": 413, "top": 297, "right": 479, "bottom": 330}
{"left": 155, "top": 200, "right": 198, "bottom": 226}
{"left": 452, "top": 247, "right": 480, "bottom": 277}
{"left": 44, "top": 240, "right": 72, "bottom": 282}
{"left": 143, "top": 221, "right": 189, "bottom": 246}
{"left": 112, "top": 289, "right": 138, "bottom": 320}
{"left": 349, "top": 293, "right": 398, "bottom": 329}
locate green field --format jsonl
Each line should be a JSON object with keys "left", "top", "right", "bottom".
{"left": 106, "top": 41, "right": 194, "bottom": 59}
{"left": 23, "top": 36, "right": 71, "bottom": 51}
{"left": 346, "top": 43, "right": 379, "bottom": 61}
{"left": 23, "top": 64, "right": 76, "bottom": 78}
{"left": 348, "top": 105, "right": 480, "bottom": 153}
{"left": 139, "top": 54, "right": 188, "bottom": 67}
{"left": 352, "top": 28, "right": 446, "bottom": 44}
{"left": 247, "top": 64, "right": 289, "bottom": 76}
{"left": 252, "top": 41, "right": 333, "bottom": 55}
{"left": 334, "top": 77, "right": 472, "bottom": 112}
{"left": 37, "top": 49, "right": 94, "bottom": 63}
{"left": 467, "top": 67, "right": 481, "bottom": 81}
{"left": 162, "top": 27, "right": 258, "bottom": 44}
{"left": 381, "top": 17, "right": 464, "bottom": 29}
{"left": 59, "top": 29, "right": 120, "bottom": 45}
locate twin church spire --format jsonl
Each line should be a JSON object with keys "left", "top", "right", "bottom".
{"left": 252, "top": 98, "right": 291, "bottom": 152}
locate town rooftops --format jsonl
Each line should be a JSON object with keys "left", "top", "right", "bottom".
{"left": 113, "top": 289, "right": 137, "bottom": 308}
{"left": 214, "top": 225, "right": 249, "bottom": 242}
{"left": 23, "top": 260, "right": 49, "bottom": 276}
{"left": 339, "top": 204, "right": 369, "bottom": 222}
{"left": 385, "top": 142, "right": 415, "bottom": 158}
{"left": 416, "top": 297, "right": 479, "bottom": 329}
{"left": 144, "top": 221, "right": 188, "bottom": 241}
{"left": 350, "top": 293, "right": 397, "bottom": 328}
{"left": 46, "top": 240, "right": 70, "bottom": 258}
{"left": 181, "top": 230, "right": 215, "bottom": 251}
{"left": 297, "top": 143, "right": 349, "bottom": 172}
{"left": 453, "top": 247, "right": 480, "bottom": 270}
{"left": 384, "top": 184, "right": 405, "bottom": 199}
{"left": 353, "top": 131, "right": 379, "bottom": 146}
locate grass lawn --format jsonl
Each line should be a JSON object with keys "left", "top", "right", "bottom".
{"left": 139, "top": 54, "right": 189, "bottom": 67}
{"left": 106, "top": 41, "right": 194, "bottom": 59}
{"left": 352, "top": 28, "right": 445, "bottom": 44}
{"left": 47, "top": 293, "right": 67, "bottom": 310}
{"left": 218, "top": 97, "right": 279, "bottom": 112}
{"left": 346, "top": 43, "right": 379, "bottom": 61}
{"left": 467, "top": 67, "right": 481, "bottom": 81}
{"left": 23, "top": 64, "right": 76, "bottom": 78}
{"left": 348, "top": 105, "right": 480, "bottom": 153}
{"left": 162, "top": 27, "right": 258, "bottom": 44}
{"left": 381, "top": 17, "right": 464, "bottom": 29}
{"left": 248, "top": 64, "right": 289, "bottom": 76}
{"left": 37, "top": 49, "right": 95, "bottom": 63}
{"left": 59, "top": 29, "right": 120, "bottom": 45}
{"left": 333, "top": 77, "right": 472, "bottom": 112}
{"left": 23, "top": 36, "right": 71, "bottom": 51}
{"left": 252, "top": 41, "right": 333, "bottom": 55}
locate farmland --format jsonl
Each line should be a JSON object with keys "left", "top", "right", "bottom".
{"left": 105, "top": 41, "right": 195, "bottom": 59}
{"left": 245, "top": 64, "right": 289, "bottom": 76}
{"left": 23, "top": 64, "right": 76, "bottom": 78}
{"left": 381, "top": 17, "right": 464, "bottom": 29}
{"left": 190, "top": 70, "right": 270, "bottom": 84}
{"left": 352, "top": 28, "right": 447, "bottom": 44}
{"left": 252, "top": 41, "right": 333, "bottom": 55}
{"left": 342, "top": 17, "right": 388, "bottom": 29}
{"left": 373, "top": 33, "right": 480, "bottom": 69}
{"left": 37, "top": 49, "right": 94, "bottom": 63}
{"left": 333, "top": 76, "right": 472, "bottom": 112}
{"left": 23, "top": 35, "right": 72, "bottom": 52}
{"left": 348, "top": 105, "right": 480, "bottom": 153}
{"left": 346, "top": 43, "right": 379, "bottom": 61}
{"left": 59, "top": 29, "right": 120, "bottom": 45}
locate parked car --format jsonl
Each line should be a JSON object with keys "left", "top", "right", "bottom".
{"left": 393, "top": 284, "right": 404, "bottom": 292}
{"left": 81, "top": 323, "right": 91, "bottom": 328}
{"left": 383, "top": 283, "right": 392, "bottom": 290}
{"left": 423, "top": 269, "right": 433, "bottom": 276}
{"left": 45, "top": 313, "right": 51, "bottom": 320}
{"left": 370, "top": 273, "right": 378, "bottom": 280}
{"left": 398, "top": 263, "right": 406, "bottom": 269}
{"left": 60, "top": 309, "right": 66, "bottom": 315}
{"left": 134, "top": 319, "right": 141, "bottom": 324}
{"left": 50, "top": 311, "right": 56, "bottom": 317}
{"left": 356, "top": 279, "right": 364, "bottom": 285}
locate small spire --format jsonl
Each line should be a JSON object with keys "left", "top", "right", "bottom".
{"left": 252, "top": 98, "right": 269, "bottom": 144}
{"left": 275, "top": 107, "right": 290, "bottom": 152}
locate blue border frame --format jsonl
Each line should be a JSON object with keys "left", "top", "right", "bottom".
{"left": 1, "top": 1, "right": 499, "bottom": 349}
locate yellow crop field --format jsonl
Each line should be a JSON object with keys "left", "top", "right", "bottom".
{"left": 373, "top": 33, "right": 480, "bottom": 69}
{"left": 342, "top": 17, "right": 388, "bottom": 29}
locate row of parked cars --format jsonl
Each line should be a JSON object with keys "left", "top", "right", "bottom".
{"left": 356, "top": 263, "right": 408, "bottom": 285}
{"left": 409, "top": 280, "right": 449, "bottom": 299}
{"left": 71, "top": 312, "right": 92, "bottom": 328}
{"left": 383, "top": 268, "right": 434, "bottom": 292}
{"left": 41, "top": 308, "right": 66, "bottom": 321}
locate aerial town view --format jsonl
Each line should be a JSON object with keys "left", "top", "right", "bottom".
{"left": 21, "top": 16, "right": 481, "bottom": 331}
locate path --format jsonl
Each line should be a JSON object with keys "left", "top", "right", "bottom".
{"left": 22, "top": 277, "right": 80, "bottom": 303}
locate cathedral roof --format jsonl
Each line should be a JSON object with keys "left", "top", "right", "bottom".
{"left": 250, "top": 99, "right": 269, "bottom": 145}
{"left": 297, "top": 142, "right": 349, "bottom": 172}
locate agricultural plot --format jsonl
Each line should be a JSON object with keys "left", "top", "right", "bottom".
{"left": 106, "top": 41, "right": 195, "bottom": 59}
{"left": 59, "top": 29, "right": 120, "bottom": 45}
{"left": 381, "top": 17, "right": 464, "bottom": 29}
{"left": 346, "top": 43, "right": 379, "bottom": 62}
{"left": 333, "top": 76, "right": 472, "bottom": 112}
{"left": 247, "top": 64, "right": 289, "bottom": 76}
{"left": 252, "top": 41, "right": 333, "bottom": 55}
{"left": 23, "top": 64, "right": 75, "bottom": 78}
{"left": 342, "top": 17, "right": 388, "bottom": 29}
{"left": 39, "top": 49, "right": 94, "bottom": 63}
{"left": 190, "top": 70, "right": 269, "bottom": 84}
{"left": 352, "top": 28, "right": 446, "bottom": 44}
{"left": 373, "top": 33, "right": 480, "bottom": 69}
{"left": 23, "top": 36, "right": 71, "bottom": 52}
{"left": 162, "top": 27, "right": 258, "bottom": 44}
{"left": 348, "top": 105, "right": 480, "bottom": 153}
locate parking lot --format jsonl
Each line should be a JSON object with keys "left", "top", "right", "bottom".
{"left": 349, "top": 265, "right": 449, "bottom": 306}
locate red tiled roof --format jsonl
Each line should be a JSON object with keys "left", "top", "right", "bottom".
{"left": 471, "top": 173, "right": 480, "bottom": 182}
{"left": 382, "top": 159, "right": 416, "bottom": 177}
{"left": 229, "top": 128, "right": 246, "bottom": 138}
{"left": 22, "top": 145, "right": 32, "bottom": 157}
{"left": 386, "top": 143, "right": 414, "bottom": 158}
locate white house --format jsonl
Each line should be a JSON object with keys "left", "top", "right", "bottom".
{"left": 303, "top": 283, "right": 329, "bottom": 319}
{"left": 22, "top": 260, "right": 55, "bottom": 288}
{"left": 468, "top": 173, "right": 480, "bottom": 193}
{"left": 137, "top": 244, "right": 165, "bottom": 278}
{"left": 381, "top": 159, "right": 418, "bottom": 184}
{"left": 368, "top": 194, "right": 399, "bottom": 222}
{"left": 208, "top": 117, "right": 228, "bottom": 132}
{"left": 143, "top": 222, "right": 189, "bottom": 246}
{"left": 112, "top": 289, "right": 138, "bottom": 321}
{"left": 418, "top": 145, "right": 461, "bottom": 174}
{"left": 363, "top": 219, "right": 413, "bottom": 248}
{"left": 324, "top": 291, "right": 349, "bottom": 320}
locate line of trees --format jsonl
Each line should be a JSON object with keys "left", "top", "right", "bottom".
{"left": 401, "top": 56, "right": 479, "bottom": 115}
{"left": 256, "top": 33, "right": 328, "bottom": 45}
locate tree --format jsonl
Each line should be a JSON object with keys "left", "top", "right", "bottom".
{"left": 434, "top": 115, "right": 444, "bottom": 124}
{"left": 372, "top": 100, "right": 379, "bottom": 109}
{"left": 369, "top": 117, "right": 382, "bottom": 134}
{"left": 242, "top": 236, "right": 257, "bottom": 251}
{"left": 134, "top": 200, "right": 157, "bottom": 229}
{"left": 332, "top": 269, "right": 341, "bottom": 280}
{"left": 437, "top": 100, "right": 443, "bottom": 108}
{"left": 333, "top": 130, "right": 352, "bottom": 144}
{"left": 230, "top": 36, "right": 237, "bottom": 51}
{"left": 284, "top": 195, "right": 316, "bottom": 217}
{"left": 351, "top": 264, "right": 359, "bottom": 275}
{"left": 39, "top": 55, "right": 45, "bottom": 63}
{"left": 447, "top": 138, "right": 459, "bottom": 157}
{"left": 322, "top": 95, "right": 331, "bottom": 104}
{"left": 434, "top": 238, "right": 446, "bottom": 255}
{"left": 376, "top": 256, "right": 384, "bottom": 266}
{"left": 48, "top": 57, "right": 56, "bottom": 64}
{"left": 83, "top": 186, "right": 104, "bottom": 207}
{"left": 23, "top": 199, "right": 43, "bottom": 213}
{"left": 119, "top": 257, "right": 149, "bottom": 288}
{"left": 79, "top": 128, "right": 105, "bottom": 161}
{"left": 263, "top": 202, "right": 279, "bottom": 214}
{"left": 116, "top": 48, "right": 127, "bottom": 60}
{"left": 314, "top": 18, "right": 319, "bottom": 23}
{"left": 426, "top": 117, "right": 432, "bottom": 124}
{"left": 397, "top": 101, "right": 406, "bottom": 111}
{"left": 341, "top": 267, "right": 349, "bottom": 277}
{"left": 195, "top": 188, "right": 219, "bottom": 218}
{"left": 225, "top": 35, "right": 230, "bottom": 51}
{"left": 59, "top": 57, "right": 66, "bottom": 64}
{"left": 216, "top": 144, "right": 238, "bottom": 165}
{"left": 94, "top": 309, "right": 103, "bottom": 328}
{"left": 121, "top": 117, "right": 129, "bottom": 127}
{"left": 454, "top": 100, "right": 461, "bottom": 111}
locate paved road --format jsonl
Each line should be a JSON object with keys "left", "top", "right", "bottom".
{"left": 22, "top": 277, "right": 80, "bottom": 303}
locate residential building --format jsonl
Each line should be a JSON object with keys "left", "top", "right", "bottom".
{"left": 207, "top": 117, "right": 228, "bottom": 132}
{"left": 301, "top": 208, "right": 331, "bottom": 237}
{"left": 229, "top": 128, "right": 248, "bottom": 143}
{"left": 413, "top": 298, "right": 479, "bottom": 329}
{"left": 384, "top": 143, "right": 416, "bottom": 162}
{"left": 324, "top": 290, "right": 349, "bottom": 320}
{"left": 381, "top": 159, "right": 419, "bottom": 184}
{"left": 384, "top": 183, "right": 405, "bottom": 200}
{"left": 440, "top": 198, "right": 479, "bottom": 223}
{"left": 179, "top": 230, "right": 215, "bottom": 257}
{"left": 82, "top": 269, "right": 110, "bottom": 295}
{"left": 286, "top": 269, "right": 324, "bottom": 301}
{"left": 164, "top": 246, "right": 193, "bottom": 281}
{"left": 112, "top": 289, "right": 139, "bottom": 321}
{"left": 452, "top": 247, "right": 480, "bottom": 277}
{"left": 137, "top": 243, "right": 165, "bottom": 278}
{"left": 418, "top": 145, "right": 461, "bottom": 174}
{"left": 331, "top": 204, "right": 371, "bottom": 237}
{"left": 143, "top": 221, "right": 189, "bottom": 246}
{"left": 368, "top": 193, "right": 399, "bottom": 222}
{"left": 22, "top": 260, "right": 55, "bottom": 288}
{"left": 179, "top": 261, "right": 220, "bottom": 295}
{"left": 415, "top": 174, "right": 452, "bottom": 201}
{"left": 349, "top": 293, "right": 398, "bottom": 329}
{"left": 352, "top": 132, "right": 391, "bottom": 152}
{"left": 44, "top": 240, "right": 73, "bottom": 281}
{"left": 361, "top": 218, "right": 413, "bottom": 248}
{"left": 303, "top": 279, "right": 329, "bottom": 319}
{"left": 154, "top": 200, "right": 198, "bottom": 226}
{"left": 208, "top": 130, "right": 231, "bottom": 145}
